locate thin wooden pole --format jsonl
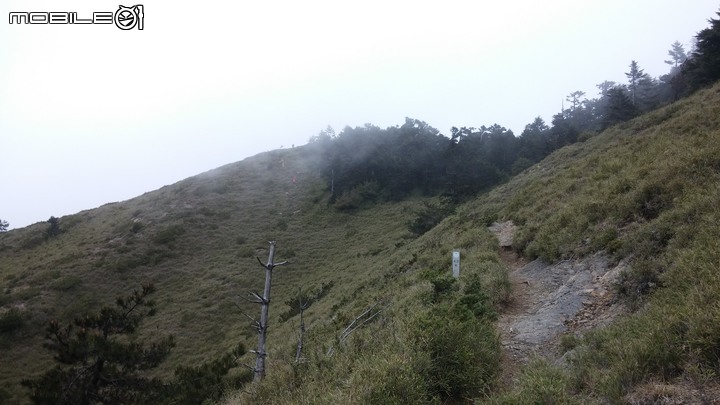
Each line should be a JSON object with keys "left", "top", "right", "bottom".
{"left": 253, "top": 241, "right": 287, "bottom": 383}
{"left": 295, "top": 288, "right": 308, "bottom": 363}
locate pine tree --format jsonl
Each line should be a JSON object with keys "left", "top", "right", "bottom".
{"left": 46, "top": 216, "right": 61, "bottom": 238}
{"left": 601, "top": 87, "right": 638, "bottom": 129}
{"left": 565, "top": 91, "right": 586, "bottom": 111}
{"left": 684, "top": 11, "right": 720, "bottom": 90}
{"left": 22, "top": 284, "right": 175, "bottom": 404}
{"left": 665, "top": 41, "right": 688, "bottom": 68}
{"left": 625, "top": 60, "right": 646, "bottom": 106}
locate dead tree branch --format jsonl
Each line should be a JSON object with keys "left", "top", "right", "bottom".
{"left": 249, "top": 241, "right": 287, "bottom": 383}
{"left": 294, "top": 287, "right": 310, "bottom": 363}
{"left": 327, "top": 303, "right": 384, "bottom": 357}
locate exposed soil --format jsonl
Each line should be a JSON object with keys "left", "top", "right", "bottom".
{"left": 488, "top": 221, "right": 720, "bottom": 403}
{"left": 488, "top": 221, "right": 628, "bottom": 387}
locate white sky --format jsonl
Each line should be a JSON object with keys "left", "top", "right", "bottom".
{"left": 1, "top": 0, "right": 718, "bottom": 229}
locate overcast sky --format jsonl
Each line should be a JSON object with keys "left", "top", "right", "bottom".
{"left": 1, "top": 1, "right": 718, "bottom": 229}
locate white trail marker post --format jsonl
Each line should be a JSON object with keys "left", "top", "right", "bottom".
{"left": 452, "top": 250, "right": 460, "bottom": 279}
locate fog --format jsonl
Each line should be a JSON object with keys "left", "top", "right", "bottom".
{"left": 1, "top": 0, "right": 717, "bottom": 228}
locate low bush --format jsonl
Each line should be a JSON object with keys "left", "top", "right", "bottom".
{"left": 410, "top": 303, "right": 500, "bottom": 401}
{"left": 407, "top": 199, "right": 456, "bottom": 236}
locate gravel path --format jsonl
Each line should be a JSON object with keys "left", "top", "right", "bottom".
{"left": 488, "top": 221, "right": 627, "bottom": 384}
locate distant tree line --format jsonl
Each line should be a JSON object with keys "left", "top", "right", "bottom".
{"left": 540, "top": 10, "right": 720, "bottom": 134}
{"left": 682, "top": 11, "right": 720, "bottom": 92}
{"left": 308, "top": 10, "right": 720, "bottom": 207}
{"left": 308, "top": 117, "right": 564, "bottom": 208}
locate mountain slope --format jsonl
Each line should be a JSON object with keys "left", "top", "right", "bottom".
{"left": 0, "top": 146, "right": 427, "bottom": 402}
{"left": 463, "top": 82, "right": 720, "bottom": 402}
{"left": 2, "top": 83, "right": 720, "bottom": 403}
{"left": 225, "top": 83, "right": 720, "bottom": 404}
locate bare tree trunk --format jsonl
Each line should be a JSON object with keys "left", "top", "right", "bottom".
{"left": 294, "top": 305, "right": 305, "bottom": 363}
{"left": 294, "top": 286, "right": 309, "bottom": 364}
{"left": 251, "top": 241, "right": 287, "bottom": 383}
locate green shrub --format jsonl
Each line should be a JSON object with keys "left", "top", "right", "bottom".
{"left": 407, "top": 199, "right": 455, "bottom": 236}
{"left": 526, "top": 233, "right": 561, "bottom": 262}
{"left": 591, "top": 226, "right": 620, "bottom": 253}
{"left": 429, "top": 274, "right": 458, "bottom": 300}
{"left": 410, "top": 304, "right": 500, "bottom": 401}
{"left": 455, "top": 276, "right": 497, "bottom": 321}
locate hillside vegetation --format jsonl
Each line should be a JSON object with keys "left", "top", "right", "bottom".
{"left": 0, "top": 70, "right": 720, "bottom": 404}
{"left": 3, "top": 9, "right": 720, "bottom": 404}
{"left": 227, "top": 82, "right": 720, "bottom": 404}
{"left": 468, "top": 82, "right": 720, "bottom": 403}
{"left": 2, "top": 87, "right": 720, "bottom": 403}
{"left": 0, "top": 147, "right": 431, "bottom": 402}
{"left": 226, "top": 82, "right": 720, "bottom": 403}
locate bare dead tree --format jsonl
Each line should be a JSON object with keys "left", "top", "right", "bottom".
{"left": 294, "top": 287, "right": 310, "bottom": 363}
{"left": 244, "top": 241, "right": 288, "bottom": 383}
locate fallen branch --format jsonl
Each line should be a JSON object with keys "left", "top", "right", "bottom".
{"left": 327, "top": 303, "right": 384, "bottom": 356}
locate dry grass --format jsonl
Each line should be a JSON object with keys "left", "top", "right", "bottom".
{"left": 3, "top": 83, "right": 720, "bottom": 403}
{"left": 468, "top": 83, "right": 720, "bottom": 402}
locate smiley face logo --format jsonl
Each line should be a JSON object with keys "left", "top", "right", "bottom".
{"left": 114, "top": 5, "right": 144, "bottom": 30}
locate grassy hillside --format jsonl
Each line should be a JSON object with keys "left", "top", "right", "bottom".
{"left": 465, "top": 83, "right": 720, "bottom": 402}
{"left": 229, "top": 83, "right": 720, "bottom": 403}
{"left": 0, "top": 145, "right": 434, "bottom": 402}
{"left": 229, "top": 82, "right": 720, "bottom": 403}
{"left": 2, "top": 83, "right": 720, "bottom": 403}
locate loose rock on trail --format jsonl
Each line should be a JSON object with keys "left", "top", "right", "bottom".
{"left": 488, "top": 221, "right": 628, "bottom": 384}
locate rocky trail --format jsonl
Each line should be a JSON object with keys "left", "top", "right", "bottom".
{"left": 488, "top": 221, "right": 720, "bottom": 403}
{"left": 488, "top": 221, "right": 627, "bottom": 385}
